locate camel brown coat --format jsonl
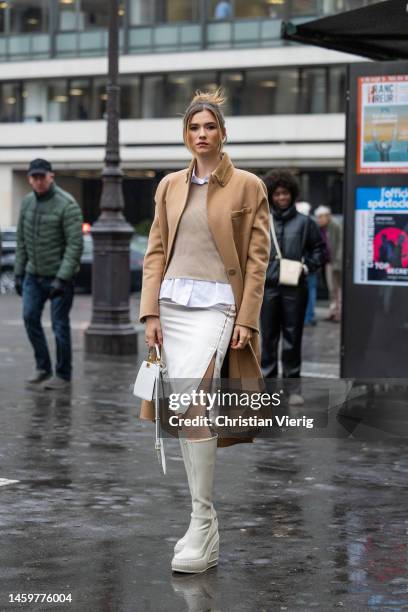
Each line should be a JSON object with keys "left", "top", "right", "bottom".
{"left": 138, "top": 152, "right": 271, "bottom": 447}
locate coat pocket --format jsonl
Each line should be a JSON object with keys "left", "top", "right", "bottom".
{"left": 231, "top": 207, "right": 252, "bottom": 218}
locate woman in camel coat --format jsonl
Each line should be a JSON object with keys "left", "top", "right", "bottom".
{"left": 139, "top": 90, "right": 270, "bottom": 574}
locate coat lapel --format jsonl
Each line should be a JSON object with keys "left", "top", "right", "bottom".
{"left": 164, "top": 158, "right": 194, "bottom": 272}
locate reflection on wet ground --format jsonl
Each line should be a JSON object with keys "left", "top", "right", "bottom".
{"left": 0, "top": 295, "right": 407, "bottom": 611}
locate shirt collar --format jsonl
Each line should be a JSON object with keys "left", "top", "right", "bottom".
{"left": 191, "top": 166, "right": 209, "bottom": 185}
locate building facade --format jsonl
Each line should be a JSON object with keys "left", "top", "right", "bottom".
{"left": 0, "top": 0, "right": 373, "bottom": 228}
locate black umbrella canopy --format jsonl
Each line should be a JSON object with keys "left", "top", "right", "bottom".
{"left": 282, "top": 0, "right": 408, "bottom": 61}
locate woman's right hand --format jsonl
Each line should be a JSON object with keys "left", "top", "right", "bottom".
{"left": 144, "top": 316, "right": 163, "bottom": 348}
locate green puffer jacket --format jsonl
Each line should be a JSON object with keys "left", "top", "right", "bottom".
{"left": 14, "top": 183, "right": 83, "bottom": 281}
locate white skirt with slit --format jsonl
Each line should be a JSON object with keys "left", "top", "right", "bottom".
{"left": 159, "top": 299, "right": 236, "bottom": 415}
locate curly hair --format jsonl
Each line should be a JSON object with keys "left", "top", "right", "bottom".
{"left": 183, "top": 88, "right": 227, "bottom": 154}
{"left": 263, "top": 169, "right": 299, "bottom": 206}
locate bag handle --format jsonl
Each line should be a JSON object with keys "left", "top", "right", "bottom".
{"left": 148, "top": 343, "right": 162, "bottom": 364}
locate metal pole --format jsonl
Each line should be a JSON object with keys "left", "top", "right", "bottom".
{"left": 85, "top": 0, "right": 137, "bottom": 355}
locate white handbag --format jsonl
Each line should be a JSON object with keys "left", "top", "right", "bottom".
{"left": 270, "top": 214, "right": 304, "bottom": 286}
{"left": 133, "top": 346, "right": 160, "bottom": 401}
{"left": 133, "top": 344, "right": 167, "bottom": 475}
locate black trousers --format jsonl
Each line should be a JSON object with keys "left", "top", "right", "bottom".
{"left": 260, "top": 284, "right": 308, "bottom": 381}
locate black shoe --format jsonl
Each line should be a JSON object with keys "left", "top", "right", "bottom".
{"left": 26, "top": 370, "right": 52, "bottom": 385}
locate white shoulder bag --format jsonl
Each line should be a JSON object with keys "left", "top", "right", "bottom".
{"left": 270, "top": 214, "right": 304, "bottom": 286}
{"left": 133, "top": 344, "right": 167, "bottom": 475}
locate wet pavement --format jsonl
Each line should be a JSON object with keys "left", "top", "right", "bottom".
{"left": 0, "top": 294, "right": 407, "bottom": 612}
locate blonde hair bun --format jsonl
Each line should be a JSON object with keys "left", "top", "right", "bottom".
{"left": 191, "top": 88, "right": 226, "bottom": 108}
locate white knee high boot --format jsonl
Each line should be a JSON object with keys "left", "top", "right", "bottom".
{"left": 174, "top": 438, "right": 218, "bottom": 554}
{"left": 172, "top": 436, "right": 219, "bottom": 573}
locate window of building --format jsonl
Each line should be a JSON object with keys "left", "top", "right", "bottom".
{"left": 68, "top": 78, "right": 91, "bottom": 120}
{"left": 79, "top": 0, "right": 110, "bottom": 29}
{"left": 161, "top": 0, "right": 194, "bottom": 23}
{"left": 9, "top": 0, "right": 50, "bottom": 33}
{"left": 58, "top": 0, "right": 78, "bottom": 31}
{"left": 235, "top": 0, "right": 275, "bottom": 19}
{"left": 299, "top": 67, "right": 327, "bottom": 113}
{"left": 0, "top": 82, "right": 22, "bottom": 122}
{"left": 120, "top": 75, "right": 142, "bottom": 119}
{"left": 129, "top": 0, "right": 198, "bottom": 25}
{"left": 23, "top": 81, "right": 47, "bottom": 122}
{"left": 220, "top": 71, "right": 245, "bottom": 116}
{"left": 290, "top": 0, "right": 318, "bottom": 16}
{"left": 0, "top": 65, "right": 347, "bottom": 125}
{"left": 328, "top": 66, "right": 346, "bottom": 113}
{"left": 241, "top": 68, "right": 299, "bottom": 115}
{"left": 47, "top": 80, "right": 69, "bottom": 121}
{"left": 0, "top": 2, "right": 6, "bottom": 33}
{"left": 165, "top": 72, "right": 218, "bottom": 118}
{"left": 129, "top": 0, "right": 154, "bottom": 25}
{"left": 142, "top": 75, "right": 165, "bottom": 118}
{"left": 90, "top": 77, "right": 107, "bottom": 119}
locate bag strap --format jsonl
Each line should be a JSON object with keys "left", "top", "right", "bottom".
{"left": 271, "top": 212, "right": 307, "bottom": 266}
{"left": 155, "top": 362, "right": 166, "bottom": 475}
{"left": 269, "top": 213, "right": 282, "bottom": 260}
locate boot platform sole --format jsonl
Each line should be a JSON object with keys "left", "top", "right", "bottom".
{"left": 171, "top": 534, "right": 219, "bottom": 574}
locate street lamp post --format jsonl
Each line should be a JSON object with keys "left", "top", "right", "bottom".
{"left": 85, "top": 0, "right": 137, "bottom": 355}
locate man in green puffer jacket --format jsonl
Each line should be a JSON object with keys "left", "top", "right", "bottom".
{"left": 14, "top": 158, "right": 83, "bottom": 389}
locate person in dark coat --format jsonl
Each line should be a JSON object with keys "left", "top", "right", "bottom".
{"left": 260, "top": 169, "right": 325, "bottom": 405}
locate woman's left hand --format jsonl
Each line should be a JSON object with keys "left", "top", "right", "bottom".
{"left": 231, "top": 324, "right": 252, "bottom": 350}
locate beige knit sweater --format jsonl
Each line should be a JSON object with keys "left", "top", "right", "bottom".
{"left": 164, "top": 183, "right": 228, "bottom": 282}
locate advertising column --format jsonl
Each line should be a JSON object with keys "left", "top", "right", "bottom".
{"left": 342, "top": 63, "right": 408, "bottom": 377}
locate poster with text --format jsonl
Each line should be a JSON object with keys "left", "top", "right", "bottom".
{"left": 354, "top": 187, "right": 408, "bottom": 285}
{"left": 357, "top": 75, "right": 408, "bottom": 174}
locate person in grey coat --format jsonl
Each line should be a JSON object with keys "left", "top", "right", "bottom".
{"left": 315, "top": 205, "right": 342, "bottom": 323}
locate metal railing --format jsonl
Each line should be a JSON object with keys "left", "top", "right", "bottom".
{"left": 0, "top": 18, "right": 284, "bottom": 61}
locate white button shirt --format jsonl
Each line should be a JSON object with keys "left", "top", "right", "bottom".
{"left": 159, "top": 167, "right": 235, "bottom": 308}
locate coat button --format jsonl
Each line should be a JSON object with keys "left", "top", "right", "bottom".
{"left": 227, "top": 268, "right": 236, "bottom": 276}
